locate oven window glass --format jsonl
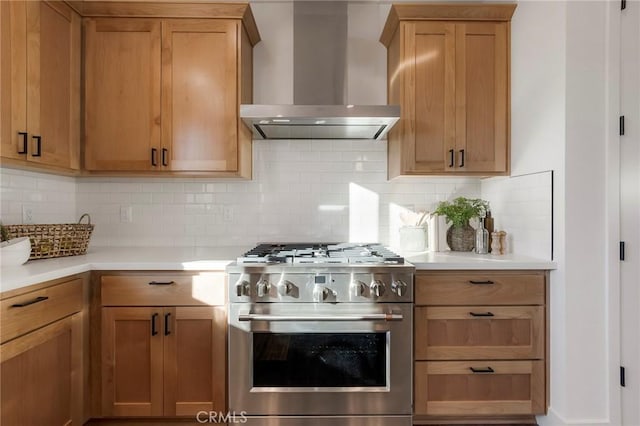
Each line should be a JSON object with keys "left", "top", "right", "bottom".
{"left": 252, "top": 333, "right": 387, "bottom": 387}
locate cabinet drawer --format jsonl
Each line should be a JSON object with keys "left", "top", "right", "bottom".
{"left": 414, "top": 360, "right": 545, "bottom": 416}
{"left": 101, "top": 273, "right": 226, "bottom": 306}
{"left": 415, "top": 306, "right": 544, "bottom": 360}
{"left": 415, "top": 272, "right": 544, "bottom": 306}
{"left": 1, "top": 279, "right": 83, "bottom": 344}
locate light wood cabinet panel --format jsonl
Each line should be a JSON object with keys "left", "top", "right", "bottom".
{"left": 84, "top": 18, "right": 161, "bottom": 171}
{"left": 415, "top": 271, "right": 545, "bottom": 306}
{"left": 82, "top": 7, "right": 258, "bottom": 178}
{"left": 97, "top": 272, "right": 227, "bottom": 418}
{"left": 415, "top": 306, "right": 544, "bottom": 360}
{"left": 382, "top": 4, "right": 514, "bottom": 178}
{"left": 163, "top": 306, "right": 226, "bottom": 416}
{"left": 455, "top": 22, "right": 508, "bottom": 173}
{"left": 162, "top": 19, "right": 238, "bottom": 172}
{"left": 1, "top": 278, "right": 83, "bottom": 344}
{"left": 0, "top": 1, "right": 80, "bottom": 171}
{"left": 1, "top": 313, "right": 82, "bottom": 426}
{"left": 100, "top": 273, "right": 226, "bottom": 307}
{"left": 415, "top": 361, "right": 545, "bottom": 416}
{"left": 413, "top": 270, "right": 548, "bottom": 421}
{"left": 101, "top": 307, "right": 164, "bottom": 417}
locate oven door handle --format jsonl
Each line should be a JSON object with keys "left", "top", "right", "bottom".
{"left": 238, "top": 313, "right": 404, "bottom": 322}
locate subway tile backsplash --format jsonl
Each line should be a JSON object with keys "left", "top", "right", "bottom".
{"left": 1, "top": 140, "right": 481, "bottom": 248}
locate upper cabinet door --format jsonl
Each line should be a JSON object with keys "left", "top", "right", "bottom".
{"left": 27, "top": 1, "right": 80, "bottom": 170}
{"left": 1, "top": 0, "right": 80, "bottom": 170}
{"left": 405, "top": 21, "right": 456, "bottom": 174}
{"left": 84, "top": 18, "right": 161, "bottom": 171}
{"left": 455, "top": 22, "right": 508, "bottom": 173}
{"left": 161, "top": 20, "right": 238, "bottom": 172}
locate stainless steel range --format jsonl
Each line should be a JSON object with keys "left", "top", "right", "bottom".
{"left": 227, "top": 243, "right": 414, "bottom": 426}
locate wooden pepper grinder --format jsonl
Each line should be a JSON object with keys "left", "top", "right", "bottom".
{"left": 484, "top": 210, "right": 494, "bottom": 252}
{"left": 498, "top": 231, "right": 507, "bottom": 255}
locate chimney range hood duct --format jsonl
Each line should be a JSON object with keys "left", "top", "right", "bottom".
{"left": 240, "top": 2, "right": 400, "bottom": 141}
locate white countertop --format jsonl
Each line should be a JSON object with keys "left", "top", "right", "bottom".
{"left": 402, "top": 250, "right": 556, "bottom": 270}
{"left": 0, "top": 246, "right": 248, "bottom": 294}
{"left": 1, "top": 246, "right": 556, "bottom": 294}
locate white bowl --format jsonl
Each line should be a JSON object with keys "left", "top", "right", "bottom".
{"left": 1, "top": 237, "right": 32, "bottom": 266}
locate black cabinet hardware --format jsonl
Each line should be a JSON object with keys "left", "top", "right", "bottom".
{"left": 151, "top": 148, "right": 158, "bottom": 166}
{"left": 469, "top": 280, "right": 495, "bottom": 285}
{"left": 32, "top": 135, "right": 42, "bottom": 157}
{"left": 148, "top": 280, "right": 175, "bottom": 286}
{"left": 449, "top": 149, "right": 454, "bottom": 168}
{"left": 469, "top": 312, "right": 494, "bottom": 317}
{"left": 470, "top": 366, "right": 494, "bottom": 374}
{"left": 164, "top": 313, "right": 171, "bottom": 335}
{"left": 151, "top": 313, "right": 159, "bottom": 336}
{"left": 11, "top": 296, "right": 48, "bottom": 308}
{"left": 162, "top": 148, "right": 168, "bottom": 166}
{"left": 459, "top": 149, "right": 465, "bottom": 167}
{"left": 18, "top": 132, "right": 28, "bottom": 154}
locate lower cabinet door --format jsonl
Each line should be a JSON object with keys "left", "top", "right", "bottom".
{"left": 163, "top": 306, "right": 226, "bottom": 416}
{"left": 0, "top": 315, "right": 81, "bottom": 425}
{"left": 102, "top": 307, "right": 164, "bottom": 416}
{"left": 414, "top": 360, "right": 545, "bottom": 416}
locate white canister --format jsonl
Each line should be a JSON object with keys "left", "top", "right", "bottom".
{"left": 399, "top": 225, "right": 428, "bottom": 252}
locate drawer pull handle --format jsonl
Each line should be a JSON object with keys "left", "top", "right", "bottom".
{"left": 148, "top": 281, "right": 175, "bottom": 286}
{"left": 164, "top": 312, "right": 171, "bottom": 336}
{"left": 470, "top": 366, "right": 495, "bottom": 374}
{"left": 151, "top": 313, "right": 159, "bottom": 336}
{"left": 469, "top": 311, "right": 494, "bottom": 317}
{"left": 469, "top": 280, "right": 495, "bottom": 285}
{"left": 11, "top": 296, "right": 48, "bottom": 308}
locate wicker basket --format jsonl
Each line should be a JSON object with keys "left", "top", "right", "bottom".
{"left": 4, "top": 214, "right": 94, "bottom": 260}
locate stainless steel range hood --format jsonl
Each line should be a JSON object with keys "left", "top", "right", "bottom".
{"left": 241, "top": 2, "right": 399, "bottom": 141}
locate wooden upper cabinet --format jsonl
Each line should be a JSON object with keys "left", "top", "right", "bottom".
{"left": 82, "top": 4, "right": 259, "bottom": 177}
{"left": 84, "top": 19, "right": 161, "bottom": 171}
{"left": 381, "top": 3, "right": 515, "bottom": 178}
{"left": 0, "top": 1, "right": 80, "bottom": 172}
{"left": 162, "top": 20, "right": 238, "bottom": 172}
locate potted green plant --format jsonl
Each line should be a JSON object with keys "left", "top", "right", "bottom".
{"left": 434, "top": 197, "right": 489, "bottom": 251}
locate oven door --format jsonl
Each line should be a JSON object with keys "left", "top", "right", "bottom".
{"left": 228, "top": 303, "right": 412, "bottom": 416}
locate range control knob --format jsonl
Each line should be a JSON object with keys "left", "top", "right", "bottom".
{"left": 236, "top": 280, "right": 250, "bottom": 297}
{"left": 350, "top": 280, "right": 366, "bottom": 297}
{"left": 391, "top": 280, "right": 408, "bottom": 297}
{"left": 256, "top": 278, "right": 271, "bottom": 298}
{"left": 370, "top": 280, "right": 386, "bottom": 298}
{"left": 277, "top": 280, "right": 294, "bottom": 296}
{"left": 313, "top": 285, "right": 332, "bottom": 303}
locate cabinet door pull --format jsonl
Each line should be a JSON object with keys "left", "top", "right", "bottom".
{"left": 164, "top": 312, "right": 171, "bottom": 336}
{"left": 469, "top": 280, "right": 495, "bottom": 285}
{"left": 151, "top": 313, "right": 159, "bottom": 336}
{"left": 459, "top": 149, "right": 465, "bottom": 167}
{"left": 32, "top": 135, "right": 42, "bottom": 157}
{"left": 148, "top": 280, "right": 175, "bottom": 286}
{"left": 469, "top": 311, "right": 494, "bottom": 317}
{"left": 151, "top": 148, "right": 158, "bottom": 166}
{"left": 11, "top": 296, "right": 48, "bottom": 308}
{"left": 448, "top": 149, "right": 454, "bottom": 168}
{"left": 18, "top": 132, "right": 28, "bottom": 154}
{"left": 161, "top": 148, "right": 168, "bottom": 166}
{"left": 470, "top": 366, "right": 494, "bottom": 374}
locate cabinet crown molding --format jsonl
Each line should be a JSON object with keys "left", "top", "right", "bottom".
{"left": 380, "top": 2, "right": 516, "bottom": 47}
{"left": 68, "top": 1, "right": 260, "bottom": 45}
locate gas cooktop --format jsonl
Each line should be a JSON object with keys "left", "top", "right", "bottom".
{"left": 237, "top": 243, "right": 404, "bottom": 265}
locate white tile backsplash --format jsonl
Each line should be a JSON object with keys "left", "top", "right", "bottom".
{"left": 481, "top": 171, "right": 553, "bottom": 260}
{"left": 70, "top": 140, "right": 480, "bottom": 247}
{"left": 0, "top": 168, "right": 77, "bottom": 225}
